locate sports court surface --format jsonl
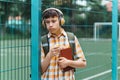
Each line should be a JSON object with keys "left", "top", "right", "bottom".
{"left": 76, "top": 39, "right": 120, "bottom": 80}
{"left": 0, "top": 39, "right": 120, "bottom": 80}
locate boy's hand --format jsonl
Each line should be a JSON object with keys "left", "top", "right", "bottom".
{"left": 49, "top": 44, "right": 61, "bottom": 57}
{"left": 58, "top": 57, "right": 70, "bottom": 69}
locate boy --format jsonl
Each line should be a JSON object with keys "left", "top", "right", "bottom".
{"left": 41, "top": 8, "right": 86, "bottom": 80}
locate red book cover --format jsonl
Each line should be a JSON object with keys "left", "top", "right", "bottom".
{"left": 60, "top": 47, "right": 74, "bottom": 72}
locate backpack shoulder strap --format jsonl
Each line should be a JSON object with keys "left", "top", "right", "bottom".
{"left": 66, "top": 32, "right": 75, "bottom": 55}
{"left": 41, "top": 34, "right": 49, "bottom": 56}
{"left": 66, "top": 32, "right": 76, "bottom": 72}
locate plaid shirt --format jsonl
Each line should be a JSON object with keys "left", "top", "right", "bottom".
{"left": 41, "top": 29, "right": 86, "bottom": 80}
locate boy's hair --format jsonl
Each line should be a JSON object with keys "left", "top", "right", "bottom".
{"left": 42, "top": 9, "right": 59, "bottom": 19}
{"left": 42, "top": 8, "right": 65, "bottom": 27}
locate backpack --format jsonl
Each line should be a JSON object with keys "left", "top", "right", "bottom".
{"left": 41, "top": 32, "right": 75, "bottom": 57}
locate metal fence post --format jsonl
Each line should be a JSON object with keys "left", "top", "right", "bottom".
{"left": 112, "top": 0, "right": 118, "bottom": 80}
{"left": 31, "top": 0, "right": 41, "bottom": 80}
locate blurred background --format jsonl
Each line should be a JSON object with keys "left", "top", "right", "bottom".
{"left": 0, "top": 0, "right": 120, "bottom": 80}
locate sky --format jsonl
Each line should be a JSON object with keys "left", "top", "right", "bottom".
{"left": 75, "top": 0, "right": 110, "bottom": 6}
{"left": 101, "top": 0, "right": 110, "bottom": 6}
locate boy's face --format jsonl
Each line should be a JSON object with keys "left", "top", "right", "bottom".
{"left": 44, "top": 16, "right": 61, "bottom": 34}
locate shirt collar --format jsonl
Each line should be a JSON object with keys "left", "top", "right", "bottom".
{"left": 47, "top": 28, "right": 67, "bottom": 38}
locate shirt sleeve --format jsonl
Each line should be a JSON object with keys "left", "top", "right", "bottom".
{"left": 74, "top": 36, "right": 86, "bottom": 61}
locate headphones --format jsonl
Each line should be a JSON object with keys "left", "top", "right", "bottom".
{"left": 42, "top": 8, "right": 65, "bottom": 27}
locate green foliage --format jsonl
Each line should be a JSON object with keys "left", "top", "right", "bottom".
{"left": 0, "top": 0, "right": 31, "bottom": 23}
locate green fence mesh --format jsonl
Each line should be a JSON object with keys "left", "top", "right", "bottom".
{"left": 0, "top": 0, "right": 31, "bottom": 80}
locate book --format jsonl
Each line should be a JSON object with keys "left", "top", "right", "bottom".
{"left": 60, "top": 47, "right": 75, "bottom": 72}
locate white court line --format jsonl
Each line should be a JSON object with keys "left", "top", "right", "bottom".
{"left": 83, "top": 66, "right": 120, "bottom": 80}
